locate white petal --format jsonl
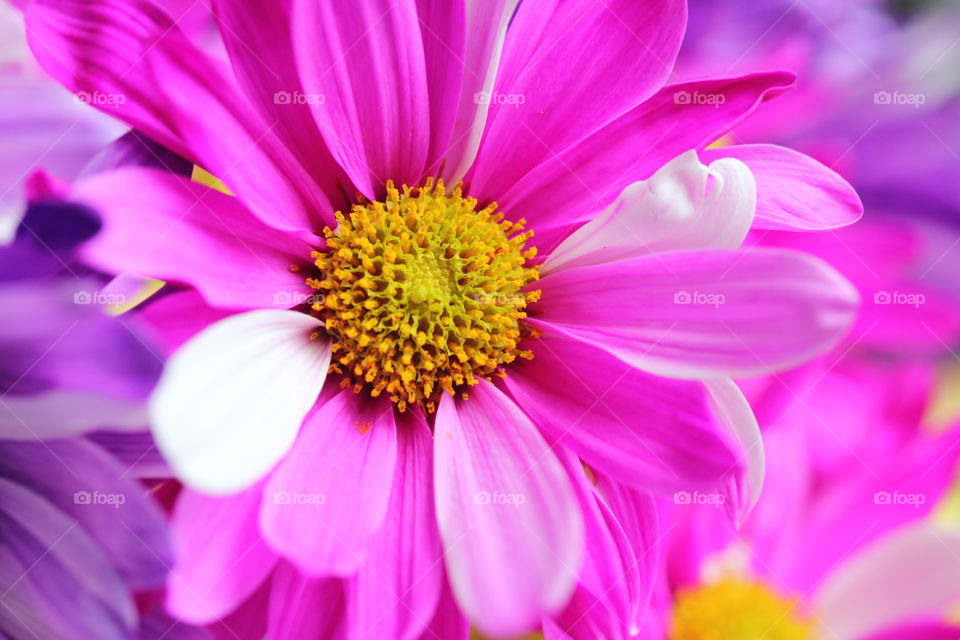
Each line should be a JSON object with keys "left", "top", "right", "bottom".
{"left": 544, "top": 150, "right": 757, "bottom": 273}
{"left": 814, "top": 522, "right": 960, "bottom": 640}
{"left": 150, "top": 309, "right": 330, "bottom": 495}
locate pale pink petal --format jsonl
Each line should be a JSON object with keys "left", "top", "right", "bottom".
{"left": 73, "top": 167, "right": 313, "bottom": 310}
{"left": 345, "top": 411, "right": 443, "bottom": 640}
{"left": 261, "top": 390, "right": 398, "bottom": 576}
{"left": 469, "top": 0, "right": 686, "bottom": 201}
{"left": 701, "top": 144, "right": 863, "bottom": 231}
{"left": 167, "top": 483, "right": 277, "bottom": 624}
{"left": 705, "top": 378, "right": 764, "bottom": 526}
{"left": 435, "top": 0, "right": 520, "bottom": 183}
{"left": 26, "top": 0, "right": 328, "bottom": 231}
{"left": 292, "top": 0, "right": 430, "bottom": 196}
{"left": 536, "top": 248, "right": 859, "bottom": 378}
{"left": 150, "top": 310, "right": 330, "bottom": 494}
{"left": 860, "top": 622, "right": 960, "bottom": 640}
{"left": 544, "top": 151, "right": 756, "bottom": 273}
{"left": 814, "top": 523, "right": 960, "bottom": 640}
{"left": 434, "top": 381, "right": 584, "bottom": 638}
{"left": 489, "top": 72, "right": 794, "bottom": 250}
{"left": 502, "top": 330, "right": 739, "bottom": 493}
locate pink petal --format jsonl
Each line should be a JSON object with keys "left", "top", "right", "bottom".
{"left": 544, "top": 150, "right": 756, "bottom": 273}
{"left": 502, "top": 330, "right": 739, "bottom": 493}
{"left": 26, "top": 0, "right": 329, "bottom": 231}
{"left": 345, "top": 411, "right": 443, "bottom": 640}
{"left": 469, "top": 0, "right": 686, "bottom": 202}
{"left": 705, "top": 378, "right": 764, "bottom": 526}
{"left": 292, "top": 0, "right": 430, "bottom": 196}
{"left": 814, "top": 523, "right": 960, "bottom": 640}
{"left": 268, "top": 562, "right": 346, "bottom": 640}
{"left": 434, "top": 0, "right": 520, "bottom": 183}
{"left": 701, "top": 143, "right": 863, "bottom": 231}
{"left": 595, "top": 475, "right": 660, "bottom": 629}
{"left": 261, "top": 390, "right": 398, "bottom": 576}
{"left": 210, "top": 0, "right": 353, "bottom": 215}
{"left": 549, "top": 449, "right": 646, "bottom": 639}
{"left": 860, "top": 622, "right": 960, "bottom": 640}
{"left": 417, "top": 578, "right": 470, "bottom": 640}
{"left": 73, "top": 167, "right": 313, "bottom": 310}
{"left": 433, "top": 381, "right": 584, "bottom": 637}
{"left": 138, "top": 290, "right": 239, "bottom": 356}
{"left": 536, "top": 248, "right": 859, "bottom": 378}
{"left": 167, "top": 483, "right": 278, "bottom": 624}
{"left": 491, "top": 72, "right": 794, "bottom": 251}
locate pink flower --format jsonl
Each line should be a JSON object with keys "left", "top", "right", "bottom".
{"left": 644, "top": 357, "right": 960, "bottom": 640}
{"left": 27, "top": 0, "right": 861, "bottom": 636}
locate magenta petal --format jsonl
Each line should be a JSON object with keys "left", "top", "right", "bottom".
{"left": 489, "top": 72, "right": 794, "bottom": 250}
{"left": 434, "top": 381, "right": 584, "bottom": 638}
{"left": 701, "top": 144, "right": 863, "bottom": 231}
{"left": 433, "top": 0, "right": 520, "bottom": 182}
{"left": 503, "top": 330, "right": 739, "bottom": 492}
{"left": 167, "top": 484, "right": 278, "bottom": 624}
{"left": 73, "top": 167, "right": 312, "bottom": 310}
{"left": 469, "top": 0, "right": 686, "bottom": 202}
{"left": 548, "top": 449, "right": 646, "bottom": 640}
{"left": 345, "top": 411, "right": 443, "bottom": 640}
{"left": 261, "top": 390, "right": 398, "bottom": 576}
{"left": 211, "top": 0, "right": 353, "bottom": 215}
{"left": 268, "top": 562, "right": 345, "bottom": 640}
{"left": 292, "top": 0, "right": 430, "bottom": 195}
{"left": 417, "top": 578, "right": 469, "bottom": 640}
{"left": 536, "top": 248, "right": 859, "bottom": 377}
{"left": 26, "top": 0, "right": 329, "bottom": 231}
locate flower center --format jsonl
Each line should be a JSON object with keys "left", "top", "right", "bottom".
{"left": 307, "top": 179, "right": 540, "bottom": 413}
{"left": 670, "top": 578, "right": 813, "bottom": 640}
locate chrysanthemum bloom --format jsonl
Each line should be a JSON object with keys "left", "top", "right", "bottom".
{"left": 28, "top": 0, "right": 861, "bottom": 636}
{"left": 641, "top": 383, "right": 960, "bottom": 640}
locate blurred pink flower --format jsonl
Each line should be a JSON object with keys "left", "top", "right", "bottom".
{"left": 26, "top": 0, "right": 864, "bottom": 636}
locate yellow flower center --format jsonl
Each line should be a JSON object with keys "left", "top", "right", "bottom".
{"left": 307, "top": 179, "right": 540, "bottom": 412}
{"left": 670, "top": 578, "right": 813, "bottom": 640}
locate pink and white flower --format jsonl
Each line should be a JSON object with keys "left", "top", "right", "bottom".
{"left": 26, "top": 0, "right": 861, "bottom": 636}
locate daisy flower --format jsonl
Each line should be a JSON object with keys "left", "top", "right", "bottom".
{"left": 27, "top": 0, "right": 860, "bottom": 635}
{"left": 645, "top": 392, "right": 960, "bottom": 640}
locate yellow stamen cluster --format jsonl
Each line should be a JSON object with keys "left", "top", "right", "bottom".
{"left": 671, "top": 578, "right": 813, "bottom": 640}
{"left": 307, "top": 179, "right": 540, "bottom": 412}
